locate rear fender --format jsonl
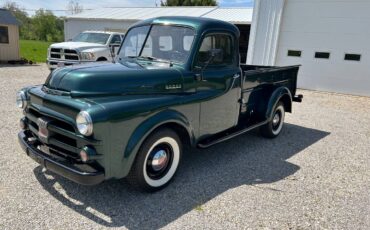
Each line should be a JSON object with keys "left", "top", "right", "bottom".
{"left": 265, "top": 87, "right": 292, "bottom": 120}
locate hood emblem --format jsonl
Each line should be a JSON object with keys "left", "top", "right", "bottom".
{"left": 165, "top": 84, "right": 182, "bottom": 90}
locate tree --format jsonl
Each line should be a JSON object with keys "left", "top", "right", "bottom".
{"left": 32, "top": 9, "right": 63, "bottom": 42}
{"left": 67, "top": 0, "right": 83, "bottom": 15}
{"left": 161, "top": 0, "right": 217, "bottom": 6}
{"left": 2, "top": 1, "right": 64, "bottom": 42}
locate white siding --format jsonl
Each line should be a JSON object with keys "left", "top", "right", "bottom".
{"left": 64, "top": 19, "right": 136, "bottom": 41}
{"left": 0, "top": 24, "right": 20, "bottom": 61}
{"left": 275, "top": 0, "right": 370, "bottom": 96}
{"left": 68, "top": 7, "right": 215, "bottom": 21}
{"left": 246, "top": 0, "right": 285, "bottom": 65}
{"left": 64, "top": 7, "right": 253, "bottom": 41}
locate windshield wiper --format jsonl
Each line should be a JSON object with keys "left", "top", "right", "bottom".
{"left": 118, "top": 56, "right": 144, "bottom": 67}
{"left": 138, "top": 56, "right": 173, "bottom": 66}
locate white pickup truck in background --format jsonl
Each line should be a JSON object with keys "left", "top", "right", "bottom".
{"left": 47, "top": 31, "right": 124, "bottom": 70}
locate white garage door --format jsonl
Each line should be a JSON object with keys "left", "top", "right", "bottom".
{"left": 274, "top": 0, "right": 370, "bottom": 97}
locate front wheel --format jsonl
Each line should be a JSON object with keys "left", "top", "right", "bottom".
{"left": 260, "top": 102, "right": 285, "bottom": 138}
{"left": 127, "top": 128, "right": 182, "bottom": 192}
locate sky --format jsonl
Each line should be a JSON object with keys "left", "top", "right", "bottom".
{"left": 1, "top": 0, "right": 254, "bottom": 16}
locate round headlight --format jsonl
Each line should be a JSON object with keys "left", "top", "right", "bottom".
{"left": 76, "top": 111, "right": 93, "bottom": 136}
{"left": 16, "top": 91, "right": 26, "bottom": 109}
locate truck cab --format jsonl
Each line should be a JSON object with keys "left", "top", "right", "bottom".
{"left": 47, "top": 31, "right": 124, "bottom": 70}
{"left": 18, "top": 17, "right": 302, "bottom": 192}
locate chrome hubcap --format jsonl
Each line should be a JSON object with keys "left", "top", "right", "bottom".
{"left": 151, "top": 150, "right": 168, "bottom": 171}
{"left": 273, "top": 113, "right": 280, "bottom": 126}
{"left": 146, "top": 143, "right": 174, "bottom": 180}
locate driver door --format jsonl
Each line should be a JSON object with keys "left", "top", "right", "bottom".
{"left": 195, "top": 33, "right": 242, "bottom": 136}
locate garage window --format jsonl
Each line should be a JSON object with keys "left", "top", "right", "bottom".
{"left": 0, "top": 26, "right": 9, "bottom": 44}
{"left": 344, "top": 54, "right": 361, "bottom": 61}
{"left": 287, "top": 50, "right": 301, "bottom": 57}
{"left": 315, "top": 52, "right": 330, "bottom": 59}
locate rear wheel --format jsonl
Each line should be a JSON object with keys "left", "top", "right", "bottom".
{"left": 127, "top": 128, "right": 182, "bottom": 192}
{"left": 260, "top": 102, "right": 285, "bottom": 138}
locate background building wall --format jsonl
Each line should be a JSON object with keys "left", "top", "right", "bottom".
{"left": 246, "top": 0, "right": 285, "bottom": 66}
{"left": 248, "top": 0, "right": 370, "bottom": 96}
{"left": 64, "top": 19, "right": 137, "bottom": 41}
{"left": 275, "top": 0, "right": 370, "bottom": 96}
{"left": 0, "top": 24, "right": 20, "bottom": 61}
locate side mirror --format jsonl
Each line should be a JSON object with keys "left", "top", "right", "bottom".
{"left": 201, "top": 48, "right": 223, "bottom": 70}
{"left": 110, "top": 46, "right": 116, "bottom": 62}
{"left": 194, "top": 48, "right": 224, "bottom": 74}
{"left": 111, "top": 45, "right": 116, "bottom": 53}
{"left": 110, "top": 41, "right": 121, "bottom": 47}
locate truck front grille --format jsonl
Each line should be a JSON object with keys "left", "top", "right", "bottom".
{"left": 26, "top": 107, "right": 80, "bottom": 159}
{"left": 50, "top": 48, "right": 61, "bottom": 52}
{"left": 49, "top": 48, "right": 79, "bottom": 61}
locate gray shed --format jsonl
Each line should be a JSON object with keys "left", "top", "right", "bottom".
{"left": 0, "top": 8, "right": 20, "bottom": 61}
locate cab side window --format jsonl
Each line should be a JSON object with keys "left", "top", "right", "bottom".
{"left": 195, "top": 34, "right": 234, "bottom": 68}
{"left": 110, "top": 35, "right": 122, "bottom": 46}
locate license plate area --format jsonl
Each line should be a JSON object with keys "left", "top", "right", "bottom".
{"left": 57, "top": 62, "right": 65, "bottom": 67}
{"left": 38, "top": 144, "right": 50, "bottom": 154}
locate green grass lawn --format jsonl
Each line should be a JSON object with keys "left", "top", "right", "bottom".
{"left": 20, "top": 40, "right": 53, "bottom": 63}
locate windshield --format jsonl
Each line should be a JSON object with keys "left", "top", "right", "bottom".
{"left": 72, "top": 32, "right": 110, "bottom": 44}
{"left": 118, "top": 25, "right": 195, "bottom": 64}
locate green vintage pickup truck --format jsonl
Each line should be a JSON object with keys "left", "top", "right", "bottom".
{"left": 17, "top": 16, "right": 302, "bottom": 191}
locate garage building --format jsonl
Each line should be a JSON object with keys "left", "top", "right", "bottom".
{"left": 249, "top": 0, "right": 370, "bottom": 97}
{"left": 64, "top": 7, "right": 253, "bottom": 63}
{"left": 65, "top": 2, "right": 370, "bottom": 97}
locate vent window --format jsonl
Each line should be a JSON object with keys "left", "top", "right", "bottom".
{"left": 287, "top": 50, "right": 301, "bottom": 57}
{"left": 344, "top": 54, "right": 361, "bottom": 61}
{"left": 315, "top": 52, "right": 330, "bottom": 59}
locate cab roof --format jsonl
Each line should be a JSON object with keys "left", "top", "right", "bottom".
{"left": 132, "top": 16, "right": 240, "bottom": 37}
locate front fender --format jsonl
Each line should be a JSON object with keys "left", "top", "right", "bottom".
{"left": 120, "top": 109, "right": 195, "bottom": 177}
{"left": 265, "top": 87, "right": 292, "bottom": 120}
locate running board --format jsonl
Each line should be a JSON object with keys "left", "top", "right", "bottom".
{"left": 197, "top": 120, "right": 269, "bottom": 148}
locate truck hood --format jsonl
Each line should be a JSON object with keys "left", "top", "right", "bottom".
{"left": 45, "top": 62, "right": 184, "bottom": 97}
{"left": 50, "top": 42, "right": 106, "bottom": 50}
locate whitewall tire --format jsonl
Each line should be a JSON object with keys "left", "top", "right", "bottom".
{"left": 127, "top": 128, "right": 182, "bottom": 192}
{"left": 261, "top": 102, "right": 285, "bottom": 138}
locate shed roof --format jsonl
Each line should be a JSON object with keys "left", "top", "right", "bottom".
{"left": 67, "top": 7, "right": 253, "bottom": 24}
{"left": 0, "top": 8, "right": 20, "bottom": 26}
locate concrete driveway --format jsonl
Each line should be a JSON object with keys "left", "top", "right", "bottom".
{"left": 0, "top": 64, "right": 369, "bottom": 229}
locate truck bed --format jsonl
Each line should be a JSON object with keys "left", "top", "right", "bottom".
{"left": 240, "top": 64, "right": 300, "bottom": 97}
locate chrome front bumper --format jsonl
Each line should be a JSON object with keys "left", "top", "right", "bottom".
{"left": 18, "top": 131, "right": 105, "bottom": 185}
